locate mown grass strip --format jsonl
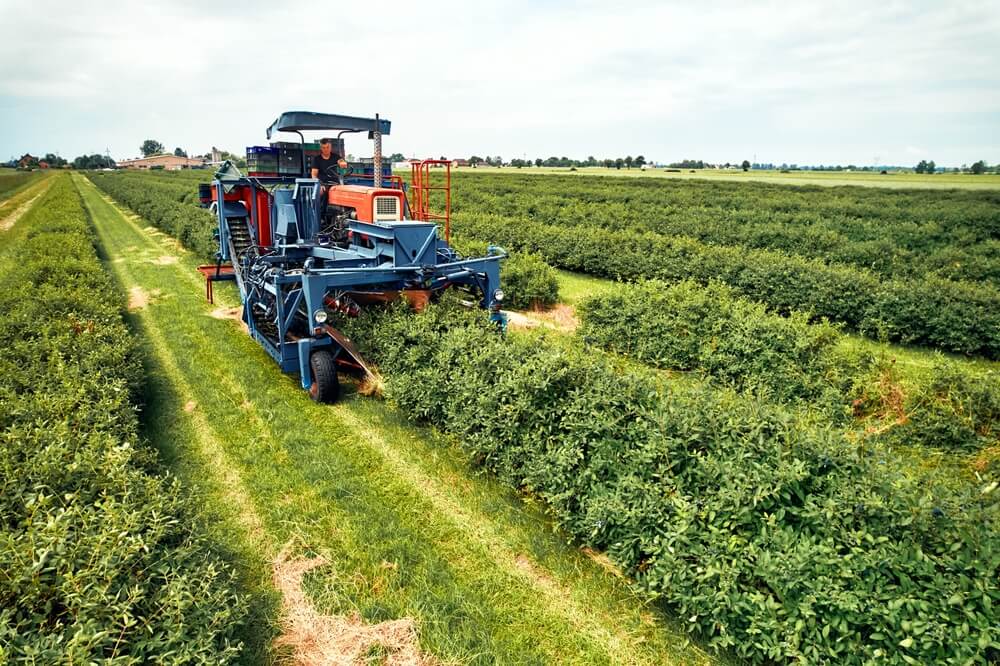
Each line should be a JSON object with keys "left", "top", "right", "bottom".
{"left": 0, "top": 171, "right": 44, "bottom": 204}
{"left": 0, "top": 174, "right": 54, "bottom": 244}
{"left": 78, "top": 174, "right": 716, "bottom": 665}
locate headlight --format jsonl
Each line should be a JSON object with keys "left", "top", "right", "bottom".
{"left": 313, "top": 309, "right": 328, "bottom": 324}
{"left": 493, "top": 289, "right": 504, "bottom": 302}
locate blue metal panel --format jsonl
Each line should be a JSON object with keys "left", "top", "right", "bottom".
{"left": 297, "top": 339, "right": 313, "bottom": 389}
{"left": 205, "top": 166, "right": 506, "bottom": 398}
{"left": 390, "top": 225, "right": 438, "bottom": 266}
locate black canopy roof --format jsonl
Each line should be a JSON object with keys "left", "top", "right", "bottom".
{"left": 266, "top": 111, "right": 391, "bottom": 139}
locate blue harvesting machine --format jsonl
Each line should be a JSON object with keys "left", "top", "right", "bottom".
{"left": 198, "top": 111, "right": 506, "bottom": 402}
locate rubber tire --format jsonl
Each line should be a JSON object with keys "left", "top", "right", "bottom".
{"left": 308, "top": 351, "right": 340, "bottom": 404}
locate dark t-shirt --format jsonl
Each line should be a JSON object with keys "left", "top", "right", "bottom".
{"left": 312, "top": 153, "right": 341, "bottom": 181}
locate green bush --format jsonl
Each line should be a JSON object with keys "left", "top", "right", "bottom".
{"left": 449, "top": 172, "right": 1000, "bottom": 287}
{"left": 498, "top": 251, "right": 560, "bottom": 309}
{"left": 336, "top": 302, "right": 1000, "bottom": 665}
{"left": 455, "top": 212, "right": 1000, "bottom": 358}
{"left": 580, "top": 280, "right": 1000, "bottom": 452}
{"left": 87, "top": 171, "right": 218, "bottom": 259}
{"left": 579, "top": 280, "right": 843, "bottom": 402}
{"left": 443, "top": 236, "right": 561, "bottom": 310}
{"left": 855, "top": 358, "right": 1000, "bottom": 453}
{"left": 0, "top": 176, "right": 247, "bottom": 661}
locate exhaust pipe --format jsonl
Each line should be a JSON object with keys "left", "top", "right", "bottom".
{"left": 373, "top": 113, "right": 382, "bottom": 188}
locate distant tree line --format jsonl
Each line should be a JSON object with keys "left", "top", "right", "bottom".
{"left": 914, "top": 159, "right": 998, "bottom": 174}
{"left": 6, "top": 147, "right": 997, "bottom": 175}
{"left": 72, "top": 154, "right": 116, "bottom": 169}
{"left": 463, "top": 155, "right": 649, "bottom": 169}
{"left": 441, "top": 156, "right": 1000, "bottom": 174}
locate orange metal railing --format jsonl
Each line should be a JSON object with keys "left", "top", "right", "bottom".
{"left": 409, "top": 160, "right": 452, "bottom": 242}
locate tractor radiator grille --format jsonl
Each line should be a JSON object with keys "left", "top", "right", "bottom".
{"left": 374, "top": 196, "right": 400, "bottom": 221}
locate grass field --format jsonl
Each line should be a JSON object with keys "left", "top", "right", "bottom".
{"left": 457, "top": 166, "right": 1000, "bottom": 190}
{"left": 5, "top": 168, "right": 996, "bottom": 664}
{"left": 72, "top": 173, "right": 716, "bottom": 665}
{"left": 0, "top": 171, "right": 53, "bottom": 238}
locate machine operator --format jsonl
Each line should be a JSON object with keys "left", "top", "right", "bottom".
{"left": 311, "top": 138, "right": 348, "bottom": 183}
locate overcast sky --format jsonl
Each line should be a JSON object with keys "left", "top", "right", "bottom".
{"left": 1, "top": 1, "right": 998, "bottom": 166}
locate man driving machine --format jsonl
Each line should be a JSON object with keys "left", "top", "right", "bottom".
{"left": 310, "top": 138, "right": 349, "bottom": 184}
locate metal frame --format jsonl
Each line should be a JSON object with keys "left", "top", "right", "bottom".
{"left": 201, "top": 114, "right": 505, "bottom": 396}
{"left": 410, "top": 160, "right": 453, "bottom": 242}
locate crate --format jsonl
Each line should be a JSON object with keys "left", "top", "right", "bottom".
{"left": 248, "top": 171, "right": 278, "bottom": 177}
{"left": 246, "top": 146, "right": 278, "bottom": 156}
{"left": 278, "top": 148, "right": 303, "bottom": 171}
{"left": 348, "top": 161, "right": 393, "bottom": 177}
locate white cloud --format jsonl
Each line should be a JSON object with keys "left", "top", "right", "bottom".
{"left": 1, "top": 0, "right": 998, "bottom": 165}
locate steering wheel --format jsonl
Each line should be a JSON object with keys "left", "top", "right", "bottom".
{"left": 321, "top": 159, "right": 353, "bottom": 183}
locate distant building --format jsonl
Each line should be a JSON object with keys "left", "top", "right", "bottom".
{"left": 117, "top": 154, "right": 206, "bottom": 170}
{"left": 451, "top": 159, "right": 470, "bottom": 167}
{"left": 17, "top": 153, "right": 37, "bottom": 168}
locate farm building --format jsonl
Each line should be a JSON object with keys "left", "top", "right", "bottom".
{"left": 116, "top": 154, "right": 206, "bottom": 170}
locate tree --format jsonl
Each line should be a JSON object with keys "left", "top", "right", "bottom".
{"left": 141, "top": 139, "right": 164, "bottom": 157}
{"left": 669, "top": 159, "right": 705, "bottom": 169}
{"left": 534, "top": 158, "right": 543, "bottom": 167}
{"left": 741, "top": 159, "right": 751, "bottom": 172}
{"left": 215, "top": 150, "right": 247, "bottom": 169}
{"left": 614, "top": 158, "right": 624, "bottom": 170}
{"left": 469, "top": 155, "right": 483, "bottom": 166}
{"left": 43, "top": 153, "right": 68, "bottom": 168}
{"left": 388, "top": 152, "right": 406, "bottom": 162}
{"left": 635, "top": 155, "right": 646, "bottom": 168}
{"left": 624, "top": 156, "right": 633, "bottom": 169}
{"left": 914, "top": 160, "right": 928, "bottom": 174}
{"left": 173, "top": 147, "right": 187, "bottom": 157}
{"left": 72, "top": 153, "right": 115, "bottom": 169}
{"left": 927, "top": 160, "right": 936, "bottom": 174}
{"left": 971, "top": 160, "right": 986, "bottom": 175}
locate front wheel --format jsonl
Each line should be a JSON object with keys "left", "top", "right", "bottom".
{"left": 308, "top": 351, "right": 340, "bottom": 403}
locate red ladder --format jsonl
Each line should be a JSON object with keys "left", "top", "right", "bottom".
{"left": 409, "top": 160, "right": 452, "bottom": 242}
